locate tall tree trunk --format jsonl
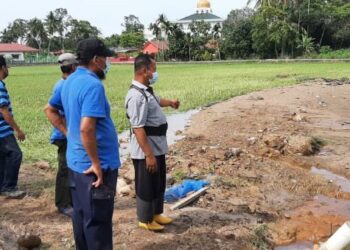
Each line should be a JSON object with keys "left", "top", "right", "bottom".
{"left": 281, "top": 38, "right": 286, "bottom": 58}
{"left": 47, "top": 38, "right": 51, "bottom": 54}
{"left": 307, "top": 0, "right": 310, "bottom": 33}
{"left": 61, "top": 36, "right": 65, "bottom": 51}
{"left": 275, "top": 42, "right": 278, "bottom": 58}
{"left": 298, "top": 8, "right": 301, "bottom": 32}
{"left": 319, "top": 25, "right": 326, "bottom": 47}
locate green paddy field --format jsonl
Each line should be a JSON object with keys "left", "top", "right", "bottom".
{"left": 6, "top": 62, "right": 349, "bottom": 165}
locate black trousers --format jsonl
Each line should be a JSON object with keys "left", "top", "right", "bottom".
{"left": 69, "top": 169, "right": 118, "bottom": 250}
{"left": 52, "top": 139, "right": 72, "bottom": 209}
{"left": 132, "top": 155, "right": 166, "bottom": 223}
{"left": 0, "top": 134, "right": 22, "bottom": 192}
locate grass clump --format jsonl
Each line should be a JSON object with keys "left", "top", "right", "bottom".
{"left": 311, "top": 136, "right": 327, "bottom": 153}
{"left": 252, "top": 224, "right": 271, "bottom": 250}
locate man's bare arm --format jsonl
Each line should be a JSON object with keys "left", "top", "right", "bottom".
{"left": 44, "top": 104, "right": 67, "bottom": 136}
{"left": 0, "top": 106, "right": 25, "bottom": 141}
{"left": 160, "top": 99, "right": 180, "bottom": 109}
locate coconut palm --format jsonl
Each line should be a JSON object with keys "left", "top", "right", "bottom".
{"left": 45, "top": 11, "right": 59, "bottom": 53}
{"left": 26, "top": 18, "right": 47, "bottom": 51}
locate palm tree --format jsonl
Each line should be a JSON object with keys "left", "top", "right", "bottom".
{"left": 45, "top": 11, "right": 59, "bottom": 53}
{"left": 26, "top": 18, "right": 47, "bottom": 51}
{"left": 53, "top": 8, "right": 70, "bottom": 50}
{"left": 297, "top": 31, "right": 315, "bottom": 55}
{"left": 248, "top": 0, "right": 299, "bottom": 8}
{"left": 11, "top": 19, "right": 27, "bottom": 44}
{"left": 149, "top": 23, "right": 161, "bottom": 40}
{"left": 247, "top": 0, "right": 272, "bottom": 8}
{"left": 149, "top": 14, "right": 174, "bottom": 40}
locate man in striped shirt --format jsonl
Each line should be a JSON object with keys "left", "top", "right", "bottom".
{"left": 0, "top": 55, "right": 26, "bottom": 198}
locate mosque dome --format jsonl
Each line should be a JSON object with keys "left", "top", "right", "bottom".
{"left": 197, "top": 0, "right": 211, "bottom": 9}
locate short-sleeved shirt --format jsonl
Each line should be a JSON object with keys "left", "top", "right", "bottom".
{"left": 49, "top": 67, "right": 121, "bottom": 173}
{"left": 50, "top": 79, "right": 66, "bottom": 143}
{"left": 125, "top": 80, "right": 168, "bottom": 159}
{"left": 0, "top": 80, "right": 14, "bottom": 138}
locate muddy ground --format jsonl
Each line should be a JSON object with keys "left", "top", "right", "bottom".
{"left": 1, "top": 79, "right": 350, "bottom": 250}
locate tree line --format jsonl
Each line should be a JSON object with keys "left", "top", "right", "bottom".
{"left": 149, "top": 0, "right": 350, "bottom": 60}
{"left": 0, "top": 9, "right": 102, "bottom": 53}
{"left": 222, "top": 0, "right": 350, "bottom": 59}
{"left": 0, "top": 9, "right": 146, "bottom": 54}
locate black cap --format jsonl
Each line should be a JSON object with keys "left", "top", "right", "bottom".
{"left": 76, "top": 38, "right": 114, "bottom": 61}
{"left": 0, "top": 55, "right": 7, "bottom": 67}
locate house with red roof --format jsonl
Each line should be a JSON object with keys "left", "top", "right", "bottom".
{"left": 0, "top": 43, "right": 38, "bottom": 61}
{"left": 143, "top": 41, "right": 169, "bottom": 55}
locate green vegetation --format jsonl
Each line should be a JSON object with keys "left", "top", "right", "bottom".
{"left": 308, "top": 48, "right": 350, "bottom": 59}
{"left": 311, "top": 136, "right": 327, "bottom": 152}
{"left": 149, "top": 1, "right": 350, "bottom": 60}
{"left": 214, "top": 176, "right": 237, "bottom": 188}
{"left": 252, "top": 224, "right": 271, "bottom": 250}
{"left": 6, "top": 62, "right": 350, "bottom": 166}
{"left": 0, "top": 9, "right": 100, "bottom": 53}
{"left": 172, "top": 169, "right": 187, "bottom": 183}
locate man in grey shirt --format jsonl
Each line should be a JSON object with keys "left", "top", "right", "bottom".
{"left": 125, "top": 54, "right": 180, "bottom": 231}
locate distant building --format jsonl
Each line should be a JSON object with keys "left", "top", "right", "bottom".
{"left": 143, "top": 41, "right": 169, "bottom": 55}
{"left": 175, "top": 0, "right": 224, "bottom": 33}
{"left": 145, "top": 0, "right": 224, "bottom": 41}
{"left": 0, "top": 43, "right": 38, "bottom": 61}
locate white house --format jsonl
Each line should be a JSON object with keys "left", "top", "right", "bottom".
{"left": 0, "top": 43, "right": 38, "bottom": 61}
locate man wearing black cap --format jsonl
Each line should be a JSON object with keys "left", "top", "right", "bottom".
{"left": 47, "top": 53, "right": 78, "bottom": 218}
{"left": 0, "top": 55, "right": 26, "bottom": 199}
{"left": 44, "top": 39, "right": 121, "bottom": 250}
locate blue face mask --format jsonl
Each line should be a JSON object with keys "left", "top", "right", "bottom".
{"left": 149, "top": 72, "right": 159, "bottom": 85}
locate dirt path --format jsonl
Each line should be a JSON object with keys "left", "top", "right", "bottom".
{"left": 1, "top": 79, "right": 350, "bottom": 250}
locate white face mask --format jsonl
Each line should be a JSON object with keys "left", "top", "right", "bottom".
{"left": 94, "top": 56, "right": 110, "bottom": 79}
{"left": 103, "top": 58, "right": 111, "bottom": 76}
{"left": 149, "top": 72, "right": 159, "bottom": 85}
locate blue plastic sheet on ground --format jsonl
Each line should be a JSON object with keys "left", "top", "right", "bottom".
{"left": 164, "top": 179, "right": 209, "bottom": 203}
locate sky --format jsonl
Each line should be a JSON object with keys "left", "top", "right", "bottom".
{"left": 1, "top": 0, "right": 248, "bottom": 37}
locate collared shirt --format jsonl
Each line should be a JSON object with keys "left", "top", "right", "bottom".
{"left": 50, "top": 79, "right": 66, "bottom": 143}
{"left": 0, "top": 80, "right": 14, "bottom": 138}
{"left": 125, "top": 80, "right": 168, "bottom": 159}
{"left": 49, "top": 67, "right": 121, "bottom": 173}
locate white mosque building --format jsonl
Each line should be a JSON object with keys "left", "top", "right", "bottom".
{"left": 175, "top": 0, "right": 224, "bottom": 33}
{"left": 144, "top": 0, "right": 224, "bottom": 40}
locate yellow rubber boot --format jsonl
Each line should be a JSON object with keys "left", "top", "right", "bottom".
{"left": 138, "top": 220, "right": 164, "bottom": 231}
{"left": 154, "top": 214, "right": 173, "bottom": 225}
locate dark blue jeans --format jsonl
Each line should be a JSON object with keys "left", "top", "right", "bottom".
{"left": 0, "top": 134, "right": 22, "bottom": 192}
{"left": 69, "top": 168, "right": 118, "bottom": 250}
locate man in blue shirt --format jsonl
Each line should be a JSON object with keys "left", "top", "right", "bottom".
{"left": 50, "top": 53, "right": 78, "bottom": 218}
{"left": 44, "top": 38, "right": 120, "bottom": 250}
{"left": 0, "top": 55, "right": 26, "bottom": 199}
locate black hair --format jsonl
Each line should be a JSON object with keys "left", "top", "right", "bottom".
{"left": 60, "top": 65, "right": 75, "bottom": 74}
{"left": 78, "top": 57, "right": 91, "bottom": 66}
{"left": 134, "top": 53, "right": 155, "bottom": 73}
{"left": 0, "top": 55, "right": 7, "bottom": 67}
